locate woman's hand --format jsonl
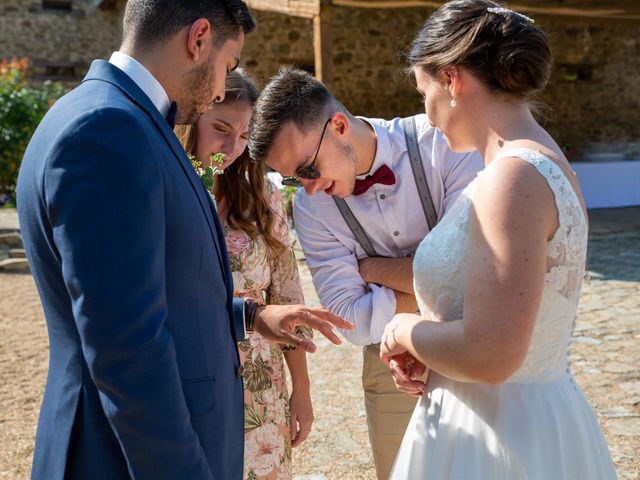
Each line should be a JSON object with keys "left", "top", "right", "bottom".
{"left": 380, "top": 313, "right": 428, "bottom": 396}
{"left": 387, "top": 352, "right": 427, "bottom": 397}
{"left": 380, "top": 313, "right": 422, "bottom": 358}
{"left": 289, "top": 386, "right": 314, "bottom": 447}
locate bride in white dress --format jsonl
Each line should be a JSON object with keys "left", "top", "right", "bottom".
{"left": 379, "top": 1, "right": 617, "bottom": 478}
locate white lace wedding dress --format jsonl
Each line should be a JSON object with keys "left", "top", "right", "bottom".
{"left": 391, "top": 149, "right": 616, "bottom": 479}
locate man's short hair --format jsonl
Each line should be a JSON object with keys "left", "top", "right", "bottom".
{"left": 123, "top": 0, "right": 255, "bottom": 50}
{"left": 249, "top": 67, "right": 342, "bottom": 163}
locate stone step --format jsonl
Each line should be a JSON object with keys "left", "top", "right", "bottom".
{"left": 9, "top": 249, "right": 26, "bottom": 259}
{"left": 0, "top": 232, "right": 22, "bottom": 249}
{"left": 0, "top": 258, "right": 30, "bottom": 273}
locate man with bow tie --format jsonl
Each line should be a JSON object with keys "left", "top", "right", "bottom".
{"left": 249, "top": 67, "right": 483, "bottom": 479}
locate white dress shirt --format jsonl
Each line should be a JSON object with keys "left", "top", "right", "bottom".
{"left": 109, "top": 51, "right": 171, "bottom": 118}
{"left": 293, "top": 114, "right": 484, "bottom": 346}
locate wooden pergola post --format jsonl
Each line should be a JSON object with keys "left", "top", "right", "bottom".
{"left": 313, "top": 4, "right": 333, "bottom": 88}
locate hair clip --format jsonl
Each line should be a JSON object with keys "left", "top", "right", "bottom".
{"left": 487, "top": 6, "right": 535, "bottom": 23}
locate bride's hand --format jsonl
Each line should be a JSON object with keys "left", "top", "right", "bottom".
{"left": 388, "top": 352, "right": 427, "bottom": 397}
{"left": 380, "top": 314, "right": 427, "bottom": 396}
{"left": 380, "top": 321, "right": 405, "bottom": 358}
{"left": 380, "top": 313, "right": 422, "bottom": 358}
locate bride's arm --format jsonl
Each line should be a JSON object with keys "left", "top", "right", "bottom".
{"left": 382, "top": 158, "right": 558, "bottom": 384}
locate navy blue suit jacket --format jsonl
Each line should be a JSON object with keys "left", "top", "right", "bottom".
{"left": 17, "top": 60, "right": 246, "bottom": 479}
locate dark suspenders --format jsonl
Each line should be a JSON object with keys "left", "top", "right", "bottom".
{"left": 332, "top": 116, "right": 438, "bottom": 257}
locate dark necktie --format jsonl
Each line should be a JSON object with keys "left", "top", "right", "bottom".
{"left": 352, "top": 164, "right": 396, "bottom": 196}
{"left": 166, "top": 101, "right": 177, "bottom": 129}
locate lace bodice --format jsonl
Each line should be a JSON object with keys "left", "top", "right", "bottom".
{"left": 413, "top": 149, "right": 588, "bottom": 383}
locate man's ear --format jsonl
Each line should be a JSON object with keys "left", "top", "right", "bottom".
{"left": 330, "top": 112, "right": 349, "bottom": 136}
{"left": 186, "top": 18, "right": 212, "bottom": 62}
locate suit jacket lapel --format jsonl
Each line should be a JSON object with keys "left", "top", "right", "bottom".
{"left": 82, "top": 60, "right": 230, "bottom": 288}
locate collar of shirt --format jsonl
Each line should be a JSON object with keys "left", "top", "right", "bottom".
{"left": 108, "top": 51, "right": 171, "bottom": 118}
{"left": 355, "top": 117, "right": 393, "bottom": 181}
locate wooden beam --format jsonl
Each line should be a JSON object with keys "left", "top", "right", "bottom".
{"left": 245, "top": 0, "right": 320, "bottom": 18}
{"left": 330, "top": 0, "right": 640, "bottom": 20}
{"left": 313, "top": 6, "right": 333, "bottom": 88}
{"left": 333, "top": 0, "right": 439, "bottom": 7}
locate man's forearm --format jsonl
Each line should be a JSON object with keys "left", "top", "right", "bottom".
{"left": 394, "top": 290, "right": 418, "bottom": 314}
{"left": 359, "top": 257, "right": 415, "bottom": 294}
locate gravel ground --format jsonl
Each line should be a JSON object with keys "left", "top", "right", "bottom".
{"left": 0, "top": 208, "right": 638, "bottom": 479}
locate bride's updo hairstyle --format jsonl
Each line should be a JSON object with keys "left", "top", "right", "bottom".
{"left": 408, "top": 0, "right": 552, "bottom": 99}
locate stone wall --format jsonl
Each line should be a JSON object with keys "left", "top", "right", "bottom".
{"left": 326, "top": 5, "right": 640, "bottom": 159}
{"left": 541, "top": 18, "right": 640, "bottom": 158}
{"left": 327, "top": 6, "right": 426, "bottom": 119}
{"left": 0, "top": 2, "right": 637, "bottom": 158}
{"left": 0, "top": 0, "right": 123, "bottom": 82}
{"left": 241, "top": 10, "right": 314, "bottom": 87}
{"left": 242, "top": 8, "right": 426, "bottom": 118}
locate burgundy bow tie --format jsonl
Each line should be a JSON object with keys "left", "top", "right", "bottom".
{"left": 352, "top": 164, "right": 396, "bottom": 196}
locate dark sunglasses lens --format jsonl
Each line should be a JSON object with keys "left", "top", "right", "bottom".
{"left": 298, "top": 167, "right": 321, "bottom": 180}
{"left": 282, "top": 177, "right": 302, "bottom": 187}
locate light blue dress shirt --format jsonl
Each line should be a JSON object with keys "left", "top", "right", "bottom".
{"left": 293, "top": 114, "right": 484, "bottom": 345}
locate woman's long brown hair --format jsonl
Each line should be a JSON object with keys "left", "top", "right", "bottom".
{"left": 175, "top": 70, "right": 285, "bottom": 256}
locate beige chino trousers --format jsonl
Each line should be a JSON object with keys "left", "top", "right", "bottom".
{"left": 362, "top": 343, "right": 420, "bottom": 480}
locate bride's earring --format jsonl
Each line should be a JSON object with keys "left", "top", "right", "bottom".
{"left": 447, "top": 66, "right": 460, "bottom": 109}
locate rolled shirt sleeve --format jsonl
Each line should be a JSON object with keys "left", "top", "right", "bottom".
{"left": 292, "top": 115, "right": 483, "bottom": 347}
{"left": 294, "top": 193, "right": 397, "bottom": 345}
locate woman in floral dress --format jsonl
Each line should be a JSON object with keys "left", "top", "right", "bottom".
{"left": 176, "top": 70, "right": 313, "bottom": 480}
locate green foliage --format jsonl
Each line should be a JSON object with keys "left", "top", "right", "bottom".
{"left": 0, "top": 58, "right": 65, "bottom": 202}
{"left": 242, "top": 356, "right": 273, "bottom": 393}
{"left": 189, "top": 153, "right": 224, "bottom": 192}
{"left": 200, "top": 165, "right": 216, "bottom": 190}
{"left": 280, "top": 185, "right": 298, "bottom": 223}
{"left": 244, "top": 401, "right": 263, "bottom": 434}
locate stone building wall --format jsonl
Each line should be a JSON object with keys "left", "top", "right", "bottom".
{"left": 243, "top": 6, "right": 639, "bottom": 159}
{"left": 0, "top": 0, "right": 123, "bottom": 82}
{"left": 242, "top": 8, "right": 425, "bottom": 118}
{"left": 327, "top": 6, "right": 425, "bottom": 119}
{"left": 241, "top": 10, "right": 314, "bottom": 87}
{"left": 326, "top": 5, "right": 640, "bottom": 159}
{"left": 0, "top": 2, "right": 637, "bottom": 158}
{"left": 541, "top": 18, "right": 640, "bottom": 158}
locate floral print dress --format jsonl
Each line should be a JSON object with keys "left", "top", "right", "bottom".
{"left": 224, "top": 180, "right": 310, "bottom": 480}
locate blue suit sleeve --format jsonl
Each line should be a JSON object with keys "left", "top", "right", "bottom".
{"left": 232, "top": 297, "right": 246, "bottom": 340}
{"left": 44, "top": 108, "right": 214, "bottom": 479}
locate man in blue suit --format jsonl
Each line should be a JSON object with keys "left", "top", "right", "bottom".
{"left": 17, "top": 1, "right": 350, "bottom": 478}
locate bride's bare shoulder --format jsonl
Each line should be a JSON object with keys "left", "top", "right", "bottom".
{"left": 471, "top": 154, "right": 559, "bottom": 237}
{"left": 476, "top": 153, "right": 555, "bottom": 201}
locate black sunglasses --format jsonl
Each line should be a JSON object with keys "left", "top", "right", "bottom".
{"left": 281, "top": 118, "right": 331, "bottom": 187}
